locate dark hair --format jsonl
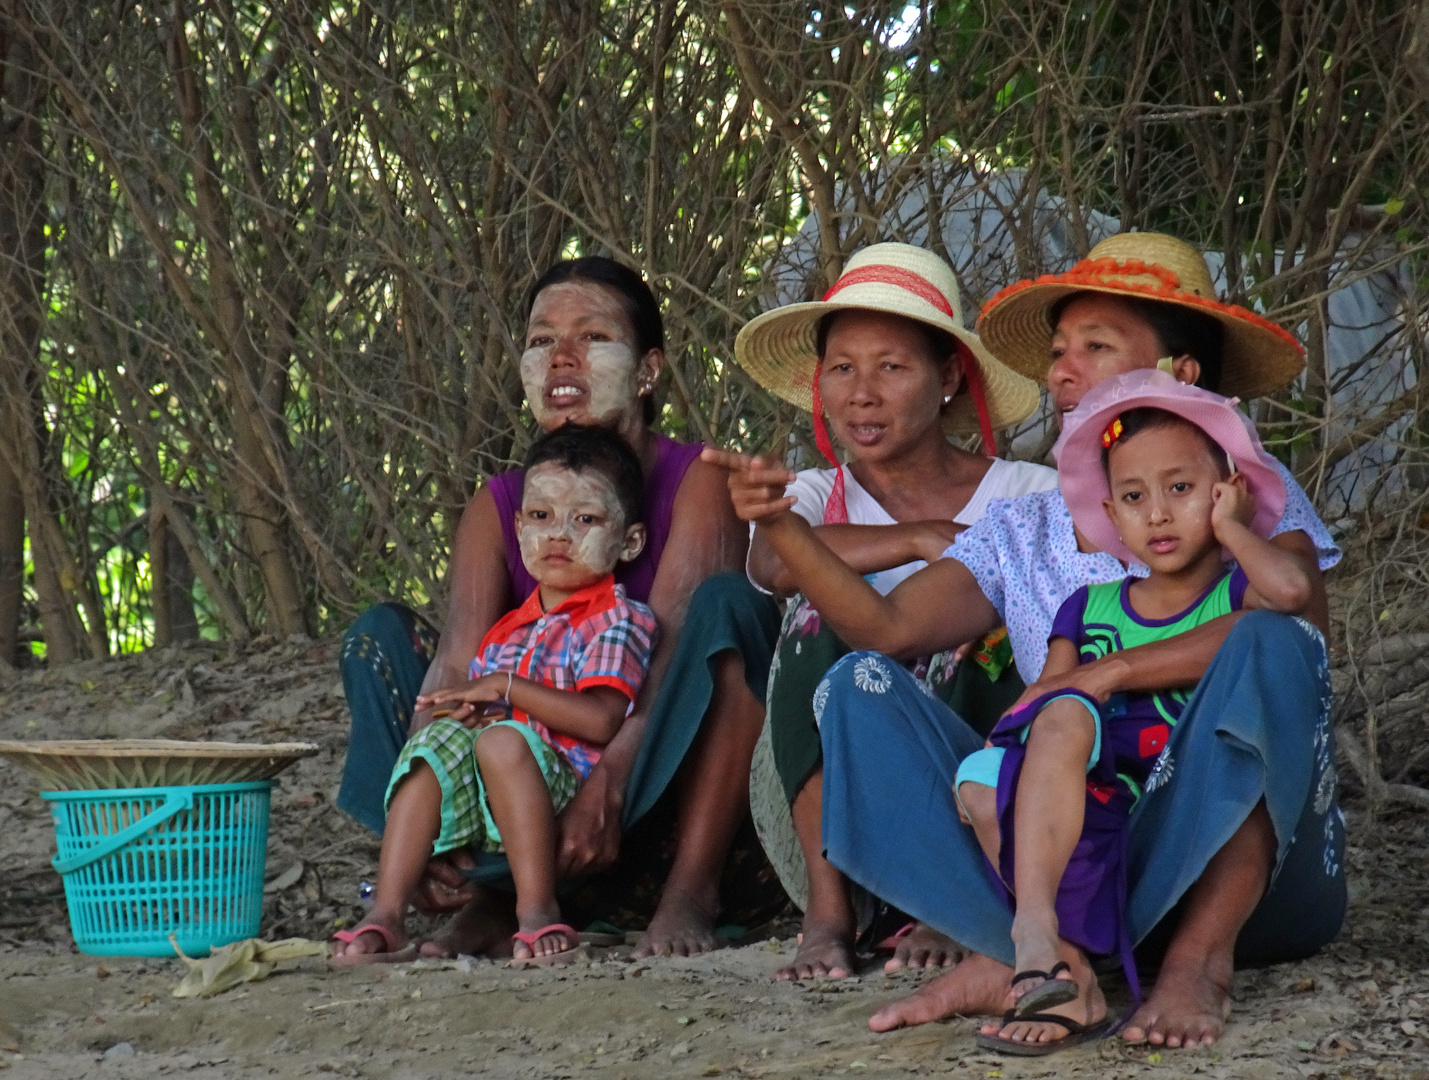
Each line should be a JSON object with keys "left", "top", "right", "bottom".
{"left": 528, "top": 257, "right": 664, "bottom": 424}
{"left": 1050, "top": 291, "right": 1224, "bottom": 393}
{"left": 815, "top": 309, "right": 959, "bottom": 370}
{"left": 1101, "top": 407, "right": 1231, "bottom": 482}
{"left": 524, "top": 423, "right": 645, "bottom": 525}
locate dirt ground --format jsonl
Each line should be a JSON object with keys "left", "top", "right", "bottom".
{"left": 2, "top": 636, "right": 1429, "bottom": 1079}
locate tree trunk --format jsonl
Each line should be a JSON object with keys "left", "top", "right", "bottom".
{"left": 28, "top": 524, "right": 82, "bottom": 663}
{"left": 149, "top": 506, "right": 172, "bottom": 648}
{"left": 0, "top": 11, "right": 101, "bottom": 661}
{"left": 148, "top": 506, "right": 199, "bottom": 647}
{"left": 164, "top": 0, "right": 309, "bottom": 637}
{"left": 0, "top": 6, "right": 38, "bottom": 667}
{"left": 0, "top": 427, "right": 24, "bottom": 666}
{"left": 165, "top": 526, "right": 200, "bottom": 643}
{"left": 224, "top": 407, "right": 309, "bottom": 637}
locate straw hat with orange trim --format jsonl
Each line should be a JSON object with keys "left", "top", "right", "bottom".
{"left": 735, "top": 243, "right": 1042, "bottom": 454}
{"left": 977, "top": 232, "right": 1305, "bottom": 401}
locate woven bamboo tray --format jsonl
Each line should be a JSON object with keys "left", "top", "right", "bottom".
{"left": 0, "top": 739, "right": 319, "bottom": 790}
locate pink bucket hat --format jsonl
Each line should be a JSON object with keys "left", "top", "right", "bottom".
{"left": 1053, "top": 368, "right": 1287, "bottom": 564}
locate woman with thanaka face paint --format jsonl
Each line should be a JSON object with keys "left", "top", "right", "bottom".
{"left": 334, "top": 427, "right": 660, "bottom": 964}
{"left": 708, "top": 233, "right": 1344, "bottom": 1052}
{"left": 337, "top": 256, "right": 786, "bottom": 961}
{"left": 717, "top": 243, "right": 1054, "bottom": 984}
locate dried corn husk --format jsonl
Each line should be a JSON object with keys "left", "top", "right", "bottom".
{"left": 170, "top": 935, "right": 326, "bottom": 998}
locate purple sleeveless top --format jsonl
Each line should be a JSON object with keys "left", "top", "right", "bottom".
{"left": 488, "top": 434, "right": 704, "bottom": 605}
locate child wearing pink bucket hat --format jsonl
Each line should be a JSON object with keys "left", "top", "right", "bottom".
{"left": 954, "top": 368, "right": 1314, "bottom": 1056}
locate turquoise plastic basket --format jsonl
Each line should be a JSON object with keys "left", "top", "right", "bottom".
{"left": 42, "top": 781, "right": 273, "bottom": 957}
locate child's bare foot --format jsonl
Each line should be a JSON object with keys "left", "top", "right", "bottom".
{"left": 330, "top": 910, "right": 415, "bottom": 966}
{"left": 775, "top": 920, "right": 855, "bottom": 981}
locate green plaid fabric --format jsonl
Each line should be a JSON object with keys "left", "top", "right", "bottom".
{"left": 386, "top": 717, "right": 579, "bottom": 853}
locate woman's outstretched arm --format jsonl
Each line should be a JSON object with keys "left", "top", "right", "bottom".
{"left": 749, "top": 520, "right": 965, "bottom": 596}
{"left": 705, "top": 449, "right": 1000, "bottom": 658}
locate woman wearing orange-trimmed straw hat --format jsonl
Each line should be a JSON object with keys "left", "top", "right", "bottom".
{"left": 706, "top": 232, "right": 1343, "bottom": 1050}
{"left": 732, "top": 243, "right": 1053, "bottom": 981}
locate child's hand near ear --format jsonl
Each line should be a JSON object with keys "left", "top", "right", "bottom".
{"left": 1210, "top": 473, "right": 1256, "bottom": 542}
{"left": 1211, "top": 470, "right": 1313, "bottom": 615}
{"left": 416, "top": 676, "right": 513, "bottom": 728}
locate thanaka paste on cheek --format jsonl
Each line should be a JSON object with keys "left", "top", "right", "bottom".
{"left": 583, "top": 342, "right": 639, "bottom": 423}
{"left": 520, "top": 345, "right": 557, "bottom": 426}
{"left": 516, "top": 466, "right": 630, "bottom": 584}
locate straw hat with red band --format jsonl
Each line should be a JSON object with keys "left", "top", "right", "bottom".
{"left": 735, "top": 244, "right": 1041, "bottom": 522}
{"left": 1054, "top": 367, "right": 1287, "bottom": 566}
{"left": 977, "top": 232, "right": 1305, "bottom": 401}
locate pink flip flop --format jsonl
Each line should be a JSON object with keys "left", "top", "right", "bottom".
{"left": 330, "top": 922, "right": 418, "bottom": 966}
{"left": 510, "top": 922, "right": 580, "bottom": 963}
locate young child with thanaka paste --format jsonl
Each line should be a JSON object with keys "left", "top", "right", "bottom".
{"left": 332, "top": 425, "right": 658, "bottom": 965}
{"left": 956, "top": 369, "right": 1313, "bottom": 1054}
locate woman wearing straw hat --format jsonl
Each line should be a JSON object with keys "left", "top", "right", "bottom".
{"left": 336, "top": 257, "right": 787, "bottom": 962}
{"left": 706, "top": 232, "right": 1343, "bottom": 1049}
{"left": 734, "top": 242, "right": 1053, "bottom": 982}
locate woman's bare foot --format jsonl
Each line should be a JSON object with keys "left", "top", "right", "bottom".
{"left": 418, "top": 886, "right": 518, "bottom": 959}
{"left": 868, "top": 951, "right": 1016, "bottom": 1032}
{"left": 883, "top": 923, "right": 962, "bottom": 973}
{"left": 410, "top": 850, "right": 481, "bottom": 915}
{"left": 775, "top": 921, "right": 856, "bottom": 981}
{"left": 1120, "top": 950, "right": 1233, "bottom": 1047}
{"left": 978, "top": 948, "right": 1105, "bottom": 1048}
{"left": 633, "top": 888, "right": 719, "bottom": 958}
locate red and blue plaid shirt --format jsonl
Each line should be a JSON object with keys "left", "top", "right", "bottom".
{"left": 469, "top": 575, "right": 658, "bottom": 777}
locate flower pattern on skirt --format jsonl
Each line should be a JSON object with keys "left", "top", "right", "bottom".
{"left": 1145, "top": 743, "right": 1175, "bottom": 793}
{"left": 1322, "top": 813, "right": 1341, "bottom": 878}
{"left": 812, "top": 677, "right": 831, "bottom": 725}
{"left": 1298, "top": 616, "right": 1339, "bottom": 876}
{"left": 852, "top": 655, "right": 893, "bottom": 694}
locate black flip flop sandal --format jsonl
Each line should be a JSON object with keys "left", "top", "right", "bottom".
{"left": 975, "top": 1009, "right": 1115, "bottom": 1057}
{"left": 1011, "top": 960, "right": 1079, "bottom": 1016}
